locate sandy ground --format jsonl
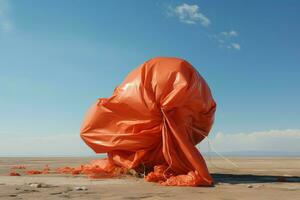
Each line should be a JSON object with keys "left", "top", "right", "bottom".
{"left": 0, "top": 157, "right": 299, "bottom": 200}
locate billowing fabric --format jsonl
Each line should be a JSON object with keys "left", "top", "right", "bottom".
{"left": 80, "top": 57, "right": 216, "bottom": 186}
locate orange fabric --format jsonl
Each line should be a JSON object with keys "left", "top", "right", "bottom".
{"left": 26, "top": 170, "right": 42, "bottom": 175}
{"left": 80, "top": 57, "right": 216, "bottom": 186}
{"left": 9, "top": 172, "right": 21, "bottom": 176}
{"left": 55, "top": 158, "right": 127, "bottom": 178}
{"left": 26, "top": 165, "right": 50, "bottom": 175}
{"left": 146, "top": 165, "right": 208, "bottom": 186}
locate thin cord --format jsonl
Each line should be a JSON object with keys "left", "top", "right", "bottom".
{"left": 189, "top": 125, "right": 239, "bottom": 168}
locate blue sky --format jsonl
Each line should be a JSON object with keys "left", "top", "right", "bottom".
{"left": 0, "top": 0, "right": 299, "bottom": 156}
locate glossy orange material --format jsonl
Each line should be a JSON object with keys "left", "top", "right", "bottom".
{"left": 80, "top": 57, "right": 216, "bottom": 186}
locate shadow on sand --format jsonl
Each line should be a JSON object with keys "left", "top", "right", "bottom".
{"left": 212, "top": 173, "right": 300, "bottom": 184}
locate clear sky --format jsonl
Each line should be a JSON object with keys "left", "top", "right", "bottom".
{"left": 0, "top": 0, "right": 299, "bottom": 156}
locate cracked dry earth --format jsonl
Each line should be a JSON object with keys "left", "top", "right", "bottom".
{"left": 0, "top": 157, "right": 300, "bottom": 200}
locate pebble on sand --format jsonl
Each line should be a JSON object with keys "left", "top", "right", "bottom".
{"left": 74, "top": 186, "right": 88, "bottom": 191}
{"left": 29, "top": 183, "right": 42, "bottom": 188}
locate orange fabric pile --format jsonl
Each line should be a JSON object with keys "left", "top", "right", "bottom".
{"left": 25, "top": 165, "right": 50, "bottom": 175}
{"left": 8, "top": 160, "right": 127, "bottom": 178}
{"left": 56, "top": 159, "right": 127, "bottom": 178}
{"left": 9, "top": 172, "right": 21, "bottom": 176}
{"left": 146, "top": 165, "right": 209, "bottom": 186}
{"left": 80, "top": 57, "right": 216, "bottom": 186}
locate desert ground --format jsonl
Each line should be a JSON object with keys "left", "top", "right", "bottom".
{"left": 0, "top": 157, "right": 299, "bottom": 200}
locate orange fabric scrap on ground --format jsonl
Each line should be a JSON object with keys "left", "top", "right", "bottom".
{"left": 80, "top": 57, "right": 216, "bottom": 186}
{"left": 26, "top": 170, "right": 43, "bottom": 175}
{"left": 26, "top": 165, "right": 50, "bottom": 175}
{"left": 9, "top": 172, "right": 21, "bottom": 176}
{"left": 55, "top": 158, "right": 127, "bottom": 178}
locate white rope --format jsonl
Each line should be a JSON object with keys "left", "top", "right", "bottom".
{"left": 206, "top": 136, "right": 239, "bottom": 168}
{"left": 189, "top": 125, "right": 239, "bottom": 168}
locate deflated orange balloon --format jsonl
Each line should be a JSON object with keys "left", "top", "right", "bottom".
{"left": 80, "top": 57, "right": 216, "bottom": 186}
